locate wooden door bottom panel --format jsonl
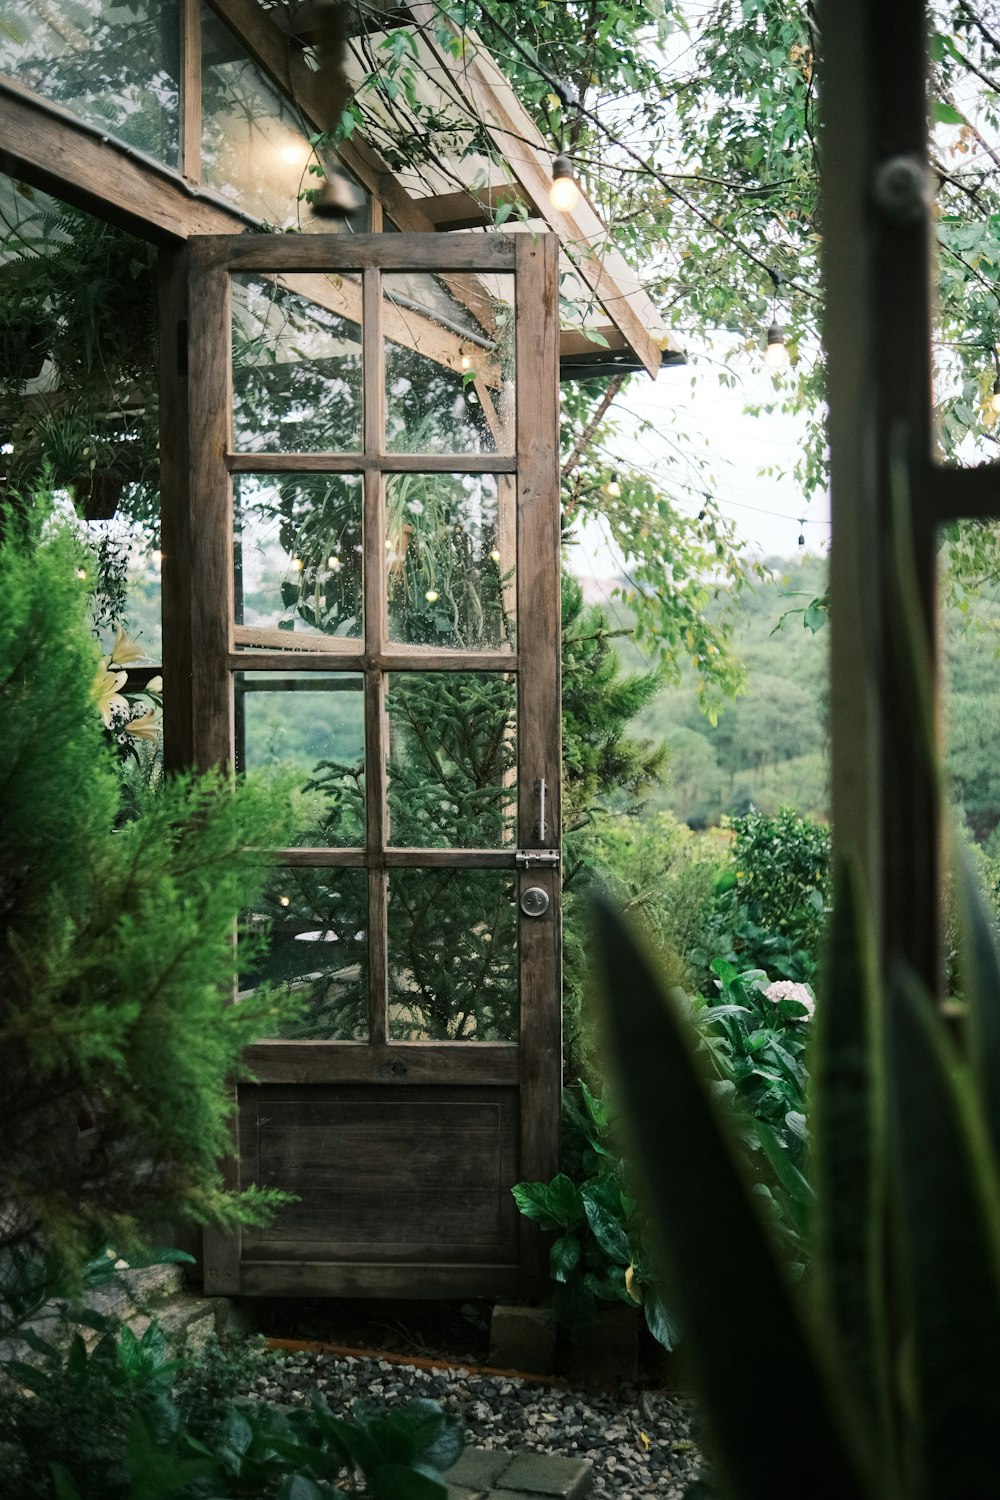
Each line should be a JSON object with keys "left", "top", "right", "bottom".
{"left": 239, "top": 1261, "right": 523, "bottom": 1299}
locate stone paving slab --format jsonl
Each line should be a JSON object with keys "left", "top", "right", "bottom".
{"left": 447, "top": 1446, "right": 592, "bottom": 1500}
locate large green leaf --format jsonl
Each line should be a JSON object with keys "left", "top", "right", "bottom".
{"left": 592, "top": 895, "right": 871, "bottom": 1500}
{"left": 581, "top": 1187, "right": 631, "bottom": 1266}
{"left": 886, "top": 966, "right": 1000, "bottom": 1500}
{"left": 809, "top": 857, "right": 887, "bottom": 1454}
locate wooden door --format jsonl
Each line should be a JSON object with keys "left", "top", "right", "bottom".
{"left": 178, "top": 232, "right": 561, "bottom": 1299}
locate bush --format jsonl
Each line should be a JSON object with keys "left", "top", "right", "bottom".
{"left": 0, "top": 503, "right": 297, "bottom": 1316}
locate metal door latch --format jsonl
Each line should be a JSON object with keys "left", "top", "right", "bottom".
{"left": 515, "top": 849, "right": 560, "bottom": 869}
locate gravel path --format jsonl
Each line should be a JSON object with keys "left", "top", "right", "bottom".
{"left": 253, "top": 1348, "right": 704, "bottom": 1498}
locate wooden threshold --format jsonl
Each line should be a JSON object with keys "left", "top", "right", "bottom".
{"left": 242, "top": 1042, "right": 519, "bottom": 1086}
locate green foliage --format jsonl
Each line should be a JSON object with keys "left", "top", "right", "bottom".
{"left": 724, "top": 806, "right": 830, "bottom": 950}
{"left": 512, "top": 962, "right": 814, "bottom": 1345}
{"left": 1, "top": 1317, "right": 463, "bottom": 1500}
{"left": 592, "top": 843, "right": 1000, "bottom": 1499}
{"left": 0, "top": 503, "right": 297, "bottom": 1302}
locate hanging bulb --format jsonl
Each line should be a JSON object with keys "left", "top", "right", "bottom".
{"left": 697, "top": 509, "right": 706, "bottom": 521}
{"left": 550, "top": 153, "right": 580, "bottom": 213}
{"left": 992, "top": 375, "right": 1000, "bottom": 414}
{"left": 797, "top": 520, "right": 806, "bottom": 548}
{"left": 605, "top": 474, "right": 622, "bottom": 498}
{"left": 765, "top": 321, "right": 790, "bottom": 370}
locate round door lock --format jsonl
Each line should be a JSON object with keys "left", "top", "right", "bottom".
{"left": 520, "top": 886, "right": 550, "bottom": 918}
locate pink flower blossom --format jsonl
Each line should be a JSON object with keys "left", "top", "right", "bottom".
{"left": 763, "top": 979, "right": 815, "bottom": 1018}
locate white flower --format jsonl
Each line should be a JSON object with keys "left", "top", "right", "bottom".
{"left": 114, "top": 1258, "right": 129, "bottom": 1270}
{"left": 763, "top": 980, "right": 815, "bottom": 1018}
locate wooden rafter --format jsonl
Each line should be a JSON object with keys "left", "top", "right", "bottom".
{"left": 406, "top": 2, "right": 674, "bottom": 378}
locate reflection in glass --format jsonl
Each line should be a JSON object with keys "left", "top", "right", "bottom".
{"left": 234, "top": 473, "right": 363, "bottom": 639}
{"left": 387, "top": 674, "right": 516, "bottom": 848}
{"left": 0, "top": 1, "right": 180, "bottom": 165}
{"left": 236, "top": 672, "right": 365, "bottom": 847}
{"left": 388, "top": 869, "right": 517, "bottom": 1040}
{"left": 241, "top": 867, "right": 368, "bottom": 1041}
{"left": 232, "top": 275, "right": 363, "bottom": 453}
{"left": 384, "top": 272, "right": 515, "bottom": 455}
{"left": 201, "top": 3, "right": 368, "bottom": 231}
{"left": 386, "top": 474, "right": 514, "bottom": 650}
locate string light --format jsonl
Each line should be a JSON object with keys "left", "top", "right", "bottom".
{"left": 550, "top": 153, "right": 579, "bottom": 213}
{"left": 604, "top": 473, "right": 622, "bottom": 498}
{"left": 993, "top": 376, "right": 1000, "bottom": 415}
{"left": 764, "top": 267, "right": 791, "bottom": 372}
{"left": 797, "top": 518, "right": 806, "bottom": 547}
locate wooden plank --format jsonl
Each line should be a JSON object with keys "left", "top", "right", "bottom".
{"left": 0, "top": 78, "right": 258, "bottom": 243}
{"left": 240, "top": 1261, "right": 520, "bottom": 1297}
{"left": 270, "top": 847, "right": 520, "bottom": 868}
{"left": 417, "top": 185, "right": 535, "bottom": 230}
{"left": 202, "top": 1081, "right": 242, "bottom": 1293}
{"left": 227, "top": 450, "right": 517, "bottom": 473}
{"left": 181, "top": 0, "right": 202, "bottom": 183}
{"left": 159, "top": 245, "right": 195, "bottom": 774}
{"left": 513, "top": 235, "right": 563, "bottom": 1290}
{"left": 407, "top": 3, "right": 672, "bottom": 377}
{"left": 187, "top": 244, "right": 235, "bottom": 768}
{"left": 227, "top": 649, "right": 517, "bottom": 671}
{"left": 197, "top": 230, "right": 518, "bottom": 273}
{"left": 242, "top": 1043, "right": 519, "bottom": 1085}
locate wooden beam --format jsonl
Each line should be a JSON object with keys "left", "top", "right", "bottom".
{"left": 416, "top": 185, "right": 535, "bottom": 230}
{"left": 407, "top": 3, "right": 673, "bottom": 377}
{"left": 0, "top": 77, "right": 254, "bottom": 243}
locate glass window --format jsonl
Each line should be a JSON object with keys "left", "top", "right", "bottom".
{"left": 236, "top": 671, "right": 365, "bottom": 847}
{"left": 234, "top": 473, "right": 363, "bottom": 641}
{"left": 231, "top": 274, "right": 363, "bottom": 453}
{"left": 385, "top": 474, "right": 515, "bottom": 651}
{"left": 241, "top": 867, "right": 368, "bottom": 1041}
{"left": 384, "top": 272, "right": 515, "bottom": 455}
{"left": 0, "top": 1, "right": 181, "bottom": 165}
{"left": 387, "top": 673, "right": 516, "bottom": 848}
{"left": 201, "top": 3, "right": 368, "bottom": 231}
{"left": 388, "top": 869, "right": 517, "bottom": 1041}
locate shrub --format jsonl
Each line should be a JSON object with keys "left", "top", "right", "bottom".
{"left": 0, "top": 503, "right": 297, "bottom": 1316}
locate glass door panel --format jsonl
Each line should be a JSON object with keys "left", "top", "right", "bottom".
{"left": 383, "top": 271, "right": 516, "bottom": 455}
{"left": 231, "top": 272, "right": 363, "bottom": 452}
{"left": 386, "top": 672, "right": 516, "bottom": 849}
{"left": 385, "top": 473, "right": 515, "bottom": 650}
{"left": 387, "top": 869, "right": 518, "bottom": 1041}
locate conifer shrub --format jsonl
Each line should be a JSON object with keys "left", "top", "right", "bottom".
{"left": 0, "top": 504, "right": 296, "bottom": 1314}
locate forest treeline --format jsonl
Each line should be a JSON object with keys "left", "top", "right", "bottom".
{"left": 619, "top": 554, "right": 1000, "bottom": 847}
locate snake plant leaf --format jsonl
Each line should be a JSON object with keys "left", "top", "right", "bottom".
{"left": 886, "top": 965, "right": 1000, "bottom": 1500}
{"left": 954, "top": 845, "right": 1000, "bottom": 1174}
{"left": 592, "top": 894, "right": 871, "bottom": 1500}
{"left": 809, "top": 856, "right": 887, "bottom": 1457}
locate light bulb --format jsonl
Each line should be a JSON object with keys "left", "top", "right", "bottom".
{"left": 764, "top": 322, "right": 790, "bottom": 371}
{"left": 425, "top": 589, "right": 439, "bottom": 603}
{"left": 490, "top": 548, "right": 501, "bottom": 563}
{"left": 328, "top": 555, "right": 342, "bottom": 572}
{"left": 550, "top": 153, "right": 579, "bottom": 213}
{"left": 291, "top": 556, "right": 304, "bottom": 571}
{"left": 992, "top": 377, "right": 1000, "bottom": 414}
{"left": 605, "top": 477, "right": 621, "bottom": 498}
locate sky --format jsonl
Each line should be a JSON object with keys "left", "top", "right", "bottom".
{"left": 569, "top": 341, "right": 832, "bottom": 588}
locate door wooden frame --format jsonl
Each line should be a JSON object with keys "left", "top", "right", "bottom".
{"left": 168, "top": 231, "right": 561, "bottom": 1297}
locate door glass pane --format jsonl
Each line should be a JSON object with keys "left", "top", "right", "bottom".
{"left": 384, "top": 272, "right": 515, "bottom": 455}
{"left": 386, "top": 473, "right": 515, "bottom": 650}
{"left": 232, "top": 274, "right": 363, "bottom": 452}
{"left": 241, "top": 867, "right": 368, "bottom": 1041}
{"left": 387, "top": 673, "right": 516, "bottom": 848}
{"left": 0, "top": 1, "right": 181, "bottom": 166}
{"left": 236, "top": 671, "right": 365, "bottom": 847}
{"left": 234, "top": 473, "right": 363, "bottom": 641}
{"left": 388, "top": 870, "right": 517, "bottom": 1041}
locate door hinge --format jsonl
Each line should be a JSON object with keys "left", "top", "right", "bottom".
{"left": 515, "top": 849, "right": 560, "bottom": 869}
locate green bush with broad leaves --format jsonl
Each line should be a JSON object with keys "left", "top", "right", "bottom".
{"left": 592, "top": 846, "right": 1000, "bottom": 1500}
{"left": 512, "top": 962, "right": 814, "bottom": 1347}
{"left": 699, "top": 808, "right": 830, "bottom": 986}
{"left": 1, "top": 1305, "right": 464, "bottom": 1500}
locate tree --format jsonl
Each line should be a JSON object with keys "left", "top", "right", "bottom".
{"left": 0, "top": 501, "right": 296, "bottom": 1312}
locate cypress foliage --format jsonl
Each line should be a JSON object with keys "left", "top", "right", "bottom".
{"left": 0, "top": 507, "right": 294, "bottom": 1298}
